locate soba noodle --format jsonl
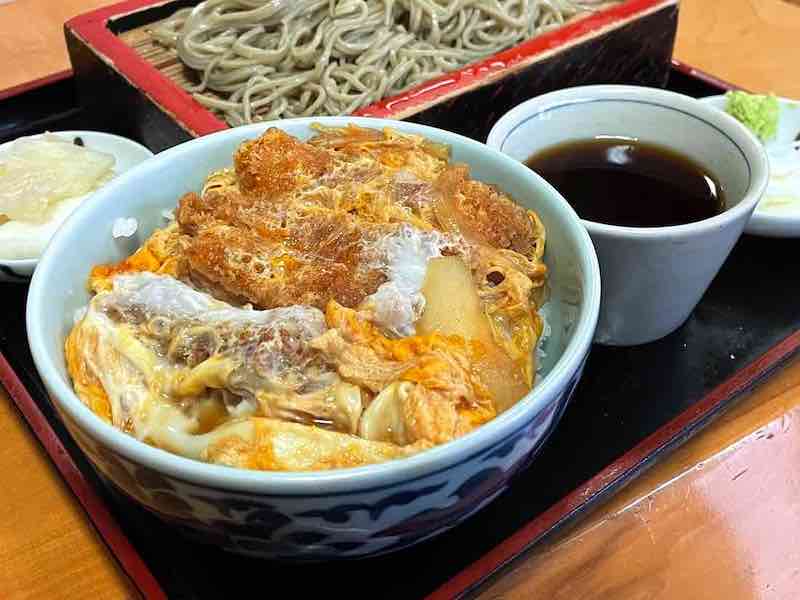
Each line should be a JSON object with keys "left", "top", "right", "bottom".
{"left": 151, "top": 0, "right": 608, "bottom": 126}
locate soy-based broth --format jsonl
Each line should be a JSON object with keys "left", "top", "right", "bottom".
{"left": 525, "top": 138, "right": 725, "bottom": 227}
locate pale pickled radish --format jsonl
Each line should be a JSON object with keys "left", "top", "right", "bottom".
{"left": 0, "top": 195, "right": 84, "bottom": 259}
{"left": 0, "top": 134, "right": 114, "bottom": 222}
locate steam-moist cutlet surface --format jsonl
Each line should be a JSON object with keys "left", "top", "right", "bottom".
{"left": 70, "top": 125, "right": 548, "bottom": 472}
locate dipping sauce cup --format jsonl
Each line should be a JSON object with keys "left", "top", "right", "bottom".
{"left": 488, "top": 85, "right": 769, "bottom": 346}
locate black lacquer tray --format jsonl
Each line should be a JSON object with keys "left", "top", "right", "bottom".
{"left": 2, "top": 66, "right": 798, "bottom": 599}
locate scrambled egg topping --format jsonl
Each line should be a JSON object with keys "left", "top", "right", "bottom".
{"left": 67, "top": 125, "right": 547, "bottom": 471}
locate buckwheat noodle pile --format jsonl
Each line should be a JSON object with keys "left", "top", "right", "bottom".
{"left": 151, "top": 0, "right": 607, "bottom": 126}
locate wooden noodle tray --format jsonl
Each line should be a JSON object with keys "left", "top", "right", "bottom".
{"left": 65, "top": 0, "right": 679, "bottom": 151}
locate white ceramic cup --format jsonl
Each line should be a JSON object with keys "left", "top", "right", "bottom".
{"left": 488, "top": 85, "right": 769, "bottom": 346}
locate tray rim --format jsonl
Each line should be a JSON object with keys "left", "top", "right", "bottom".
{"left": 0, "top": 69, "right": 73, "bottom": 103}
{"left": 670, "top": 57, "right": 743, "bottom": 93}
{"left": 428, "top": 329, "right": 800, "bottom": 599}
{"left": 64, "top": 0, "right": 676, "bottom": 136}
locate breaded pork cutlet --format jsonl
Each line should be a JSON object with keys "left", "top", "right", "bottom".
{"left": 182, "top": 214, "right": 389, "bottom": 310}
{"left": 433, "top": 165, "right": 545, "bottom": 261}
{"left": 92, "top": 126, "right": 545, "bottom": 313}
{"left": 233, "top": 127, "right": 333, "bottom": 198}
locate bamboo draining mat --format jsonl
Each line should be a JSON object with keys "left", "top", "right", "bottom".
{"left": 119, "top": 24, "right": 215, "bottom": 99}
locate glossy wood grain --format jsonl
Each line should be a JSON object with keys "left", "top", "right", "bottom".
{"left": 0, "top": 0, "right": 119, "bottom": 94}
{"left": 475, "top": 355, "right": 800, "bottom": 599}
{"left": 0, "top": 386, "right": 136, "bottom": 600}
{"left": 674, "top": 0, "right": 800, "bottom": 99}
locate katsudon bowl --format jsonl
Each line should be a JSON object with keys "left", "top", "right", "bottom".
{"left": 27, "top": 117, "right": 600, "bottom": 560}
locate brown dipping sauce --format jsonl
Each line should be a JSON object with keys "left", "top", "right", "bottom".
{"left": 525, "top": 138, "right": 725, "bottom": 227}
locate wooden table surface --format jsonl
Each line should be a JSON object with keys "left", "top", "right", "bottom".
{"left": 0, "top": 1, "right": 797, "bottom": 598}
{"left": 0, "top": 386, "right": 136, "bottom": 599}
{"left": 674, "top": 0, "right": 800, "bottom": 99}
{"left": 0, "top": 0, "right": 119, "bottom": 96}
{"left": 476, "top": 355, "right": 800, "bottom": 599}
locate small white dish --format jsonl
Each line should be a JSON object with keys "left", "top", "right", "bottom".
{"left": 700, "top": 94, "right": 800, "bottom": 238}
{"left": 0, "top": 130, "right": 153, "bottom": 282}
{"left": 488, "top": 85, "right": 769, "bottom": 346}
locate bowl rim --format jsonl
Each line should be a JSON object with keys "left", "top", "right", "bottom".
{"left": 0, "top": 130, "right": 154, "bottom": 270}
{"left": 27, "top": 116, "right": 600, "bottom": 495}
{"left": 486, "top": 85, "right": 770, "bottom": 240}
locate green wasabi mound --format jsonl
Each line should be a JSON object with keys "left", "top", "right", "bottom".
{"left": 725, "top": 91, "right": 779, "bottom": 142}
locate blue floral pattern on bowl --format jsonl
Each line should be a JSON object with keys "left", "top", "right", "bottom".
{"left": 55, "top": 351, "right": 585, "bottom": 559}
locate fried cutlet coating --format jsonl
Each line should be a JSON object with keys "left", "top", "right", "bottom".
{"left": 234, "top": 127, "right": 332, "bottom": 198}
{"left": 434, "top": 165, "right": 542, "bottom": 260}
{"left": 184, "top": 213, "right": 388, "bottom": 311}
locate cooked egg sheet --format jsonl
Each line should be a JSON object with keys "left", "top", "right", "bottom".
{"left": 66, "top": 126, "right": 548, "bottom": 471}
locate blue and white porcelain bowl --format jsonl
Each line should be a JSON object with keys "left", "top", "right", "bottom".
{"left": 26, "top": 117, "right": 600, "bottom": 560}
